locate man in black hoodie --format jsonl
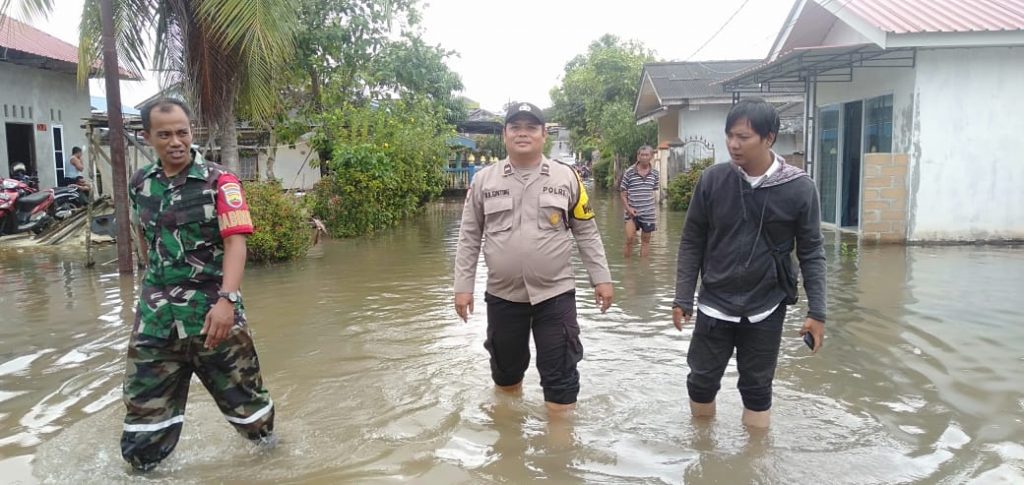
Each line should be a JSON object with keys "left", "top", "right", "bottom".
{"left": 672, "top": 98, "right": 826, "bottom": 428}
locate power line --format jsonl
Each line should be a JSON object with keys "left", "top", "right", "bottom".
{"left": 684, "top": 0, "right": 754, "bottom": 61}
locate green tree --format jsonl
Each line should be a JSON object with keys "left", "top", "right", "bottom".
{"left": 69, "top": 0, "right": 296, "bottom": 174}
{"left": 278, "top": 0, "right": 463, "bottom": 175}
{"left": 310, "top": 100, "right": 452, "bottom": 237}
{"left": 373, "top": 33, "right": 466, "bottom": 124}
{"left": 549, "top": 34, "right": 657, "bottom": 186}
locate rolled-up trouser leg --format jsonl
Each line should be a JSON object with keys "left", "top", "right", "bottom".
{"left": 193, "top": 325, "right": 274, "bottom": 439}
{"left": 686, "top": 311, "right": 736, "bottom": 404}
{"left": 121, "top": 332, "right": 192, "bottom": 470}
{"left": 735, "top": 305, "right": 785, "bottom": 412}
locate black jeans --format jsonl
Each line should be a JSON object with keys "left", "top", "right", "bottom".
{"left": 484, "top": 291, "right": 583, "bottom": 404}
{"left": 686, "top": 304, "right": 785, "bottom": 412}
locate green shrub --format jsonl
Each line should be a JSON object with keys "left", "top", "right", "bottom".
{"left": 667, "top": 158, "right": 714, "bottom": 211}
{"left": 311, "top": 100, "right": 450, "bottom": 238}
{"left": 243, "top": 181, "right": 312, "bottom": 263}
{"left": 592, "top": 157, "right": 613, "bottom": 189}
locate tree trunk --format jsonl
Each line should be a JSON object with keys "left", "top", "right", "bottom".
{"left": 220, "top": 102, "right": 241, "bottom": 175}
{"left": 99, "top": 0, "right": 133, "bottom": 274}
{"left": 266, "top": 129, "right": 278, "bottom": 181}
{"left": 308, "top": 66, "right": 329, "bottom": 178}
{"left": 220, "top": 118, "right": 240, "bottom": 174}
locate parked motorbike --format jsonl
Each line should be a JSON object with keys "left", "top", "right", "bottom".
{"left": 51, "top": 185, "right": 88, "bottom": 219}
{"left": 0, "top": 176, "right": 54, "bottom": 235}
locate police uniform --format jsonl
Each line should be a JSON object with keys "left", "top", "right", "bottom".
{"left": 120, "top": 151, "right": 274, "bottom": 470}
{"left": 454, "top": 157, "right": 611, "bottom": 404}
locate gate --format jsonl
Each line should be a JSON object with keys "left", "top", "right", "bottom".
{"left": 667, "top": 137, "right": 715, "bottom": 179}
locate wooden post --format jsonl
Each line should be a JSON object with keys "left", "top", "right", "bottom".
{"left": 85, "top": 126, "right": 96, "bottom": 268}
{"left": 100, "top": 0, "right": 134, "bottom": 274}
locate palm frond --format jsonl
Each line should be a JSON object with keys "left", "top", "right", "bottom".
{"left": 0, "top": 0, "right": 54, "bottom": 26}
{"left": 195, "top": 0, "right": 296, "bottom": 121}
{"left": 76, "top": 0, "right": 155, "bottom": 87}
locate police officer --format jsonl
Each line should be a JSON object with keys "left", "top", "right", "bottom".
{"left": 120, "top": 98, "right": 275, "bottom": 471}
{"left": 454, "top": 102, "right": 613, "bottom": 415}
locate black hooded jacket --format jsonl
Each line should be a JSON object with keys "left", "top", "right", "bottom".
{"left": 673, "top": 155, "right": 827, "bottom": 322}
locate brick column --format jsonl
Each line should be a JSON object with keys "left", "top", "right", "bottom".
{"left": 861, "top": 153, "right": 909, "bottom": 243}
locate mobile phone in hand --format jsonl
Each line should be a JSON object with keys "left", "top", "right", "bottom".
{"left": 803, "top": 332, "right": 815, "bottom": 350}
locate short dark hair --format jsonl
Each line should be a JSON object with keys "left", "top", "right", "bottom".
{"left": 141, "top": 98, "right": 192, "bottom": 131}
{"left": 72, "top": 146, "right": 82, "bottom": 155}
{"left": 725, "top": 98, "right": 780, "bottom": 145}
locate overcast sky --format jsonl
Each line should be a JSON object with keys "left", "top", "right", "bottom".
{"left": 22, "top": 0, "right": 794, "bottom": 112}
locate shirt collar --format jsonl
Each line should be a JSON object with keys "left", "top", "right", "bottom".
{"left": 738, "top": 151, "right": 782, "bottom": 183}
{"left": 147, "top": 149, "right": 209, "bottom": 181}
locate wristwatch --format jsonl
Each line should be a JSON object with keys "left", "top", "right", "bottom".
{"left": 218, "top": 290, "right": 241, "bottom": 304}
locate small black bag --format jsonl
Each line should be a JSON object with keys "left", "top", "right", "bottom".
{"left": 762, "top": 228, "right": 799, "bottom": 305}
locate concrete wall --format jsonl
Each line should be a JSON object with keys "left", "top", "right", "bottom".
{"left": 816, "top": 65, "right": 917, "bottom": 154}
{"left": 260, "top": 141, "right": 320, "bottom": 190}
{"left": 676, "top": 103, "right": 803, "bottom": 164}
{"left": 909, "top": 47, "right": 1024, "bottom": 241}
{"left": 774, "top": 132, "right": 802, "bottom": 158}
{"left": 678, "top": 104, "right": 731, "bottom": 163}
{"left": 0, "top": 63, "right": 91, "bottom": 189}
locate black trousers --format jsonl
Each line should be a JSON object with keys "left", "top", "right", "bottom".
{"left": 484, "top": 291, "right": 583, "bottom": 404}
{"left": 686, "top": 304, "right": 785, "bottom": 412}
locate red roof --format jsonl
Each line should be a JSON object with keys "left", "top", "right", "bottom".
{"left": 0, "top": 15, "right": 79, "bottom": 64}
{"left": 840, "top": 0, "right": 1024, "bottom": 34}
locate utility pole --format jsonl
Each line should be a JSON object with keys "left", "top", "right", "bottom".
{"left": 100, "top": 0, "right": 134, "bottom": 274}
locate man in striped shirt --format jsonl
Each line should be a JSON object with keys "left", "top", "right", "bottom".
{"left": 620, "top": 145, "right": 660, "bottom": 257}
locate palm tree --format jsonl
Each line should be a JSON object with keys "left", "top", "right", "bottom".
{"left": 81, "top": 0, "right": 297, "bottom": 173}
{"left": 2, "top": 0, "right": 296, "bottom": 173}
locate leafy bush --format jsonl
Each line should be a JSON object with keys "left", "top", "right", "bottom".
{"left": 592, "top": 157, "right": 613, "bottom": 189}
{"left": 244, "top": 181, "right": 313, "bottom": 262}
{"left": 667, "top": 158, "right": 714, "bottom": 211}
{"left": 311, "top": 100, "right": 451, "bottom": 237}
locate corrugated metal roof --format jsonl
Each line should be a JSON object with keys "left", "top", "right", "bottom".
{"left": 644, "top": 60, "right": 763, "bottom": 100}
{"left": 0, "top": 15, "right": 80, "bottom": 64}
{"left": 838, "top": 0, "right": 1024, "bottom": 34}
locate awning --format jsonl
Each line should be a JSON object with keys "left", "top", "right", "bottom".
{"left": 447, "top": 135, "right": 477, "bottom": 150}
{"left": 719, "top": 43, "right": 916, "bottom": 93}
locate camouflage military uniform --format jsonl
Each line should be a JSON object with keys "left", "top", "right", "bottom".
{"left": 121, "top": 151, "right": 274, "bottom": 471}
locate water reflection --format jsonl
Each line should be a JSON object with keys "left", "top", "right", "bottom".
{"left": 0, "top": 191, "right": 1021, "bottom": 483}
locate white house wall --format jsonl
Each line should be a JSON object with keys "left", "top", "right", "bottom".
{"left": 774, "top": 133, "right": 801, "bottom": 158}
{"left": 0, "top": 63, "right": 91, "bottom": 189}
{"left": 678, "top": 103, "right": 803, "bottom": 164}
{"left": 816, "top": 65, "right": 917, "bottom": 154}
{"left": 909, "top": 47, "right": 1024, "bottom": 241}
{"left": 678, "top": 105, "right": 732, "bottom": 163}
{"left": 261, "top": 142, "right": 321, "bottom": 190}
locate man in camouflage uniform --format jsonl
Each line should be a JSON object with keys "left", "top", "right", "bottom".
{"left": 121, "top": 98, "right": 274, "bottom": 471}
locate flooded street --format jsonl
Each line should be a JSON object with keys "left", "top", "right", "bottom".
{"left": 1, "top": 190, "right": 1023, "bottom": 484}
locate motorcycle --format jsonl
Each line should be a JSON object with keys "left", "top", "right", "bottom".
{"left": 0, "top": 176, "right": 55, "bottom": 235}
{"left": 51, "top": 184, "right": 89, "bottom": 219}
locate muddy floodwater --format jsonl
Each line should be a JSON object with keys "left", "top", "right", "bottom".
{"left": 1, "top": 191, "right": 1022, "bottom": 484}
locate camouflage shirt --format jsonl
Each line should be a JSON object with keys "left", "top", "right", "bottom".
{"left": 130, "top": 151, "right": 254, "bottom": 338}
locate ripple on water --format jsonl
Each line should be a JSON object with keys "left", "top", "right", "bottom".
{"left": 8, "top": 199, "right": 1024, "bottom": 483}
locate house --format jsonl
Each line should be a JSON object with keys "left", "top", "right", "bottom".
{"left": 720, "top": 0, "right": 1024, "bottom": 242}
{"left": 633, "top": 60, "right": 804, "bottom": 186}
{"left": 1, "top": 16, "right": 95, "bottom": 190}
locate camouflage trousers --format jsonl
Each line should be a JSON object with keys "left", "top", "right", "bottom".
{"left": 120, "top": 324, "right": 274, "bottom": 470}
